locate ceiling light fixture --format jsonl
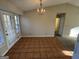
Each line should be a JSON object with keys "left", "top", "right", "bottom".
{"left": 37, "top": 0, "right": 46, "bottom": 15}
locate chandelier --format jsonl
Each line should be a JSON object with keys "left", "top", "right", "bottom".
{"left": 37, "top": 0, "right": 46, "bottom": 14}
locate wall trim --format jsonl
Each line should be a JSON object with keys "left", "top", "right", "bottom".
{"left": 22, "top": 35, "right": 54, "bottom": 37}
{"left": 2, "top": 36, "right": 22, "bottom": 56}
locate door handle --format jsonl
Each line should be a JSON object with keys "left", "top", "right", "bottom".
{"left": 5, "top": 33, "right": 8, "bottom": 35}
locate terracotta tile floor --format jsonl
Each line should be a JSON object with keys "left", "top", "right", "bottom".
{"left": 6, "top": 37, "right": 72, "bottom": 59}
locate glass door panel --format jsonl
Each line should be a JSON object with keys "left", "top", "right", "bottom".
{"left": 2, "top": 14, "right": 16, "bottom": 48}
{"left": 14, "top": 16, "right": 20, "bottom": 37}
{"left": 0, "top": 16, "right": 5, "bottom": 47}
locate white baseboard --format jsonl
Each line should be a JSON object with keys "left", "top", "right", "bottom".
{"left": 2, "top": 36, "right": 22, "bottom": 56}
{"left": 22, "top": 35, "right": 54, "bottom": 37}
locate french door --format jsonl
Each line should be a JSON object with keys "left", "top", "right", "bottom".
{"left": 0, "top": 13, "right": 5, "bottom": 48}
{"left": 1, "top": 13, "right": 16, "bottom": 48}
{"left": 14, "top": 15, "right": 21, "bottom": 38}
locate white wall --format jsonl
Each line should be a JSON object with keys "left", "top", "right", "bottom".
{"left": 20, "top": 4, "right": 67, "bottom": 37}
{"left": 21, "top": 14, "right": 54, "bottom": 37}
{"left": 0, "top": 0, "right": 23, "bottom": 15}
{"left": 21, "top": 4, "right": 79, "bottom": 38}
{"left": 63, "top": 5, "right": 79, "bottom": 39}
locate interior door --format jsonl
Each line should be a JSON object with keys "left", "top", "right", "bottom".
{"left": 55, "top": 13, "right": 65, "bottom": 36}
{"left": 1, "top": 13, "right": 16, "bottom": 48}
{"left": 58, "top": 14, "right": 65, "bottom": 36}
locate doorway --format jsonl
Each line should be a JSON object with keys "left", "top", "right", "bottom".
{"left": 55, "top": 13, "right": 65, "bottom": 37}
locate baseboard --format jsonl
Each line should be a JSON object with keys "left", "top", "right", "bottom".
{"left": 2, "top": 36, "right": 22, "bottom": 56}
{"left": 22, "top": 35, "right": 54, "bottom": 37}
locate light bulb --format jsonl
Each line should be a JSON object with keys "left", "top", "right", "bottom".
{"left": 41, "top": 8, "right": 44, "bottom": 13}
{"left": 37, "top": 9, "right": 40, "bottom": 12}
{"left": 43, "top": 9, "right": 45, "bottom": 12}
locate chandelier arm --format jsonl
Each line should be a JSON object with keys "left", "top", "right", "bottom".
{"left": 40, "top": 0, "right": 42, "bottom": 8}
{"left": 37, "top": 0, "right": 46, "bottom": 14}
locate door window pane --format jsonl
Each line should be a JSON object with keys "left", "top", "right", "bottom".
{"left": 14, "top": 16, "right": 20, "bottom": 33}
{"left": 2, "top": 14, "right": 16, "bottom": 47}
{"left": 0, "top": 19, "right": 4, "bottom": 46}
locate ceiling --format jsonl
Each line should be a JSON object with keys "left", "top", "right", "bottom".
{"left": 8, "top": 0, "right": 79, "bottom": 11}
